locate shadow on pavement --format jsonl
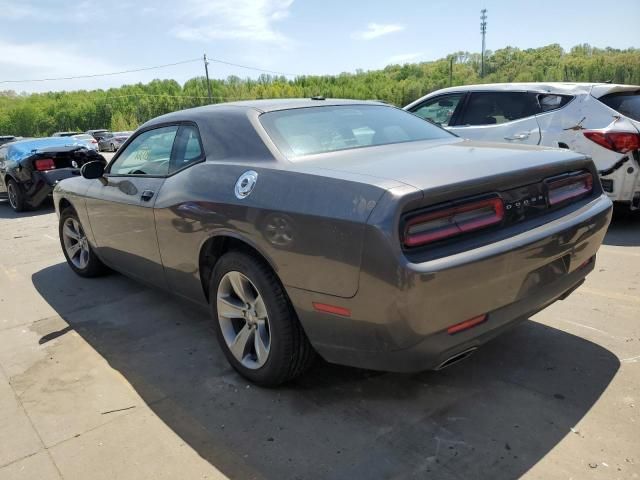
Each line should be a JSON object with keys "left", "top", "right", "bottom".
{"left": 32, "top": 263, "right": 619, "bottom": 479}
{"left": 604, "top": 206, "right": 640, "bottom": 247}
{"left": 0, "top": 200, "right": 55, "bottom": 219}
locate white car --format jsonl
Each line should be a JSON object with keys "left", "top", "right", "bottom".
{"left": 405, "top": 83, "right": 640, "bottom": 210}
{"left": 71, "top": 133, "right": 100, "bottom": 151}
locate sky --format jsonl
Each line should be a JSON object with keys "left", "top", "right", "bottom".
{"left": 0, "top": 0, "right": 638, "bottom": 93}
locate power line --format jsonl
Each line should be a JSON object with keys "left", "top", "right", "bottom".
{"left": 0, "top": 58, "right": 202, "bottom": 84}
{"left": 206, "top": 56, "right": 301, "bottom": 77}
{"left": 0, "top": 55, "right": 304, "bottom": 85}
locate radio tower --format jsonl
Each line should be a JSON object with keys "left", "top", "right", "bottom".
{"left": 480, "top": 9, "right": 487, "bottom": 77}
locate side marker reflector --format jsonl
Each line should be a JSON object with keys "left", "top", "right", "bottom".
{"left": 313, "top": 302, "right": 351, "bottom": 317}
{"left": 447, "top": 314, "right": 487, "bottom": 335}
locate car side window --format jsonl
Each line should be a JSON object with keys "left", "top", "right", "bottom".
{"left": 459, "top": 92, "right": 538, "bottom": 126}
{"left": 410, "top": 93, "right": 464, "bottom": 126}
{"left": 109, "top": 126, "right": 178, "bottom": 176}
{"left": 169, "top": 125, "right": 204, "bottom": 174}
{"left": 538, "top": 94, "right": 573, "bottom": 113}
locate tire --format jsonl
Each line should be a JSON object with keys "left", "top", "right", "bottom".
{"left": 110, "top": 143, "right": 115, "bottom": 152}
{"left": 59, "top": 207, "right": 107, "bottom": 277}
{"left": 7, "top": 179, "right": 26, "bottom": 212}
{"left": 210, "top": 250, "right": 315, "bottom": 386}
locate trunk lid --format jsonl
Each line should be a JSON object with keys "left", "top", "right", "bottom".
{"left": 297, "top": 139, "right": 596, "bottom": 203}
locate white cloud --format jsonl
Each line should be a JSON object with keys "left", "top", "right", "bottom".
{"left": 387, "top": 52, "right": 423, "bottom": 64}
{"left": 172, "top": 0, "right": 294, "bottom": 46}
{"left": 352, "top": 23, "right": 405, "bottom": 40}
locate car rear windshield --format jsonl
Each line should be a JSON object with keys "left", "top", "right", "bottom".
{"left": 260, "top": 104, "right": 453, "bottom": 159}
{"left": 598, "top": 91, "right": 640, "bottom": 122}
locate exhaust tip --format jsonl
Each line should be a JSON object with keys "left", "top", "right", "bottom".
{"left": 435, "top": 347, "right": 478, "bottom": 371}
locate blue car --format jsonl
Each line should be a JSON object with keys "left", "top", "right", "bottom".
{"left": 0, "top": 137, "right": 105, "bottom": 212}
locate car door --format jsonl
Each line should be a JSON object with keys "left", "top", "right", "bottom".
{"left": 448, "top": 91, "right": 541, "bottom": 145}
{"left": 84, "top": 125, "right": 179, "bottom": 286}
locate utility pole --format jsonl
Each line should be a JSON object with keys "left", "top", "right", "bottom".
{"left": 480, "top": 9, "right": 487, "bottom": 78}
{"left": 449, "top": 56, "right": 454, "bottom": 86}
{"left": 203, "top": 53, "right": 213, "bottom": 104}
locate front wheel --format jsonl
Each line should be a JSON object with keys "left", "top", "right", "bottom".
{"left": 7, "top": 179, "right": 26, "bottom": 212}
{"left": 59, "top": 208, "right": 107, "bottom": 277}
{"left": 210, "top": 251, "right": 315, "bottom": 386}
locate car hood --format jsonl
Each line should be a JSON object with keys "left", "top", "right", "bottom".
{"left": 295, "top": 139, "right": 593, "bottom": 194}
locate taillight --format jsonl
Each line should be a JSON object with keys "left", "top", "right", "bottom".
{"left": 403, "top": 196, "right": 504, "bottom": 248}
{"left": 34, "top": 158, "right": 56, "bottom": 171}
{"left": 583, "top": 130, "right": 640, "bottom": 154}
{"left": 545, "top": 171, "right": 593, "bottom": 206}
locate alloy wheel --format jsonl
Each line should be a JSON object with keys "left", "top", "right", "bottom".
{"left": 216, "top": 271, "right": 271, "bottom": 369}
{"left": 62, "top": 217, "right": 90, "bottom": 270}
{"left": 7, "top": 182, "right": 18, "bottom": 210}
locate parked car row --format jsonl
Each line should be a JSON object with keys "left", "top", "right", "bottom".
{"left": 49, "top": 129, "right": 134, "bottom": 152}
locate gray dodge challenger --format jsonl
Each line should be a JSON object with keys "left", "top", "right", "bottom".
{"left": 53, "top": 99, "right": 613, "bottom": 386}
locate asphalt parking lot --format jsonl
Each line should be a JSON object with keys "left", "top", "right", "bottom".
{"left": 0, "top": 184, "right": 638, "bottom": 479}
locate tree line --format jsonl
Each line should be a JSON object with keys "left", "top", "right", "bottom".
{"left": 1, "top": 43, "right": 638, "bottom": 137}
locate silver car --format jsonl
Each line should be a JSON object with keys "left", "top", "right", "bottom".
{"left": 98, "top": 131, "right": 133, "bottom": 152}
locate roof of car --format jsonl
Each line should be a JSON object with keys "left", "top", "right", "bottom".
{"left": 415, "top": 82, "right": 639, "bottom": 97}
{"left": 220, "top": 98, "right": 386, "bottom": 112}
{"left": 152, "top": 98, "right": 386, "bottom": 119}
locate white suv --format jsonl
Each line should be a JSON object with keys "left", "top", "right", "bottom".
{"left": 405, "top": 83, "right": 640, "bottom": 210}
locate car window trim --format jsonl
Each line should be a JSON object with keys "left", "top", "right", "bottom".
{"left": 168, "top": 124, "right": 207, "bottom": 175}
{"left": 105, "top": 121, "right": 205, "bottom": 178}
{"left": 535, "top": 93, "right": 576, "bottom": 115}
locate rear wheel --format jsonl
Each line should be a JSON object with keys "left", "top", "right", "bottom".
{"left": 210, "top": 250, "right": 315, "bottom": 386}
{"left": 7, "top": 179, "right": 26, "bottom": 212}
{"left": 59, "top": 208, "right": 107, "bottom": 277}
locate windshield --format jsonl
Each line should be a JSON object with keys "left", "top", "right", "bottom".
{"left": 599, "top": 91, "right": 640, "bottom": 122}
{"left": 260, "top": 104, "right": 453, "bottom": 159}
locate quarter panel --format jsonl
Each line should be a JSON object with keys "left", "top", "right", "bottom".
{"left": 153, "top": 161, "right": 388, "bottom": 302}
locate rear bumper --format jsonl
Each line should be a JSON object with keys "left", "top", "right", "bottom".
{"left": 289, "top": 194, "right": 613, "bottom": 372}
{"left": 26, "top": 169, "right": 81, "bottom": 207}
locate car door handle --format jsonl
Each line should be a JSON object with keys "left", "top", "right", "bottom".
{"left": 141, "top": 190, "right": 155, "bottom": 202}
{"left": 504, "top": 132, "right": 530, "bottom": 141}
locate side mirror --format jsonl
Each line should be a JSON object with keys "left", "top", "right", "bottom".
{"left": 81, "top": 161, "right": 105, "bottom": 180}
